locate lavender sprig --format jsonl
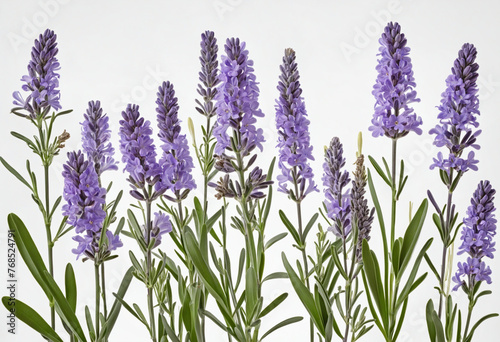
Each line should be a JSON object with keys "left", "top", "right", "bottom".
{"left": 369, "top": 22, "right": 422, "bottom": 139}
{"left": 427, "top": 43, "right": 481, "bottom": 320}
{"left": 430, "top": 43, "right": 480, "bottom": 174}
{"left": 12, "top": 29, "right": 61, "bottom": 121}
{"left": 119, "top": 104, "right": 165, "bottom": 201}
{"left": 156, "top": 81, "right": 196, "bottom": 201}
{"left": 451, "top": 180, "right": 498, "bottom": 340}
{"left": 82, "top": 100, "right": 118, "bottom": 176}
{"left": 276, "top": 48, "right": 317, "bottom": 201}
{"left": 213, "top": 37, "right": 265, "bottom": 157}
{"left": 323, "top": 137, "right": 351, "bottom": 240}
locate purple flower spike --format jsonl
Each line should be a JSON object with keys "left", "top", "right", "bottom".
{"left": 81, "top": 100, "right": 118, "bottom": 176}
{"left": 72, "top": 230, "right": 123, "bottom": 261}
{"left": 213, "top": 38, "right": 265, "bottom": 156}
{"left": 369, "top": 22, "right": 422, "bottom": 139}
{"left": 275, "top": 48, "right": 318, "bottom": 201}
{"left": 196, "top": 30, "right": 220, "bottom": 118}
{"left": 62, "top": 151, "right": 106, "bottom": 234}
{"left": 453, "top": 180, "right": 496, "bottom": 291}
{"left": 156, "top": 81, "right": 196, "bottom": 199}
{"left": 13, "top": 29, "right": 61, "bottom": 120}
{"left": 323, "top": 137, "right": 351, "bottom": 239}
{"left": 119, "top": 104, "right": 165, "bottom": 200}
{"left": 429, "top": 44, "right": 480, "bottom": 173}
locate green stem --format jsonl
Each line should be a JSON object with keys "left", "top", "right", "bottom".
{"left": 101, "top": 263, "right": 108, "bottom": 319}
{"left": 389, "top": 138, "right": 397, "bottom": 341}
{"left": 438, "top": 170, "right": 454, "bottom": 319}
{"left": 463, "top": 291, "right": 474, "bottom": 341}
{"left": 95, "top": 263, "right": 101, "bottom": 337}
{"left": 146, "top": 200, "right": 157, "bottom": 342}
{"left": 43, "top": 164, "right": 55, "bottom": 330}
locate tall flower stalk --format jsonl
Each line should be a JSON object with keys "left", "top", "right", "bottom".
{"left": 275, "top": 48, "right": 318, "bottom": 342}
{"left": 155, "top": 80, "right": 200, "bottom": 340}
{"left": 119, "top": 104, "right": 170, "bottom": 342}
{"left": 2, "top": 29, "right": 72, "bottom": 330}
{"left": 451, "top": 180, "right": 498, "bottom": 341}
{"left": 362, "top": 22, "right": 430, "bottom": 342}
{"left": 426, "top": 43, "right": 481, "bottom": 321}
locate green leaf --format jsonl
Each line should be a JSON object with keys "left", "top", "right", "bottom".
{"left": 282, "top": 253, "right": 325, "bottom": 336}
{"left": 7, "top": 214, "right": 51, "bottom": 299}
{"left": 264, "top": 232, "right": 287, "bottom": 250}
{"left": 200, "top": 309, "right": 228, "bottom": 333}
{"left": 362, "top": 240, "right": 388, "bottom": 329}
{"left": 102, "top": 267, "right": 134, "bottom": 339}
{"left": 259, "top": 316, "right": 303, "bottom": 341}
{"left": 259, "top": 293, "right": 288, "bottom": 318}
{"left": 2, "top": 297, "right": 63, "bottom": 342}
{"left": 41, "top": 270, "right": 87, "bottom": 342}
{"left": 262, "top": 272, "right": 288, "bottom": 283}
{"left": 0, "top": 157, "right": 33, "bottom": 190}
{"left": 184, "top": 228, "right": 235, "bottom": 327}
{"left": 424, "top": 253, "right": 441, "bottom": 283}
{"left": 368, "top": 156, "right": 391, "bottom": 187}
{"left": 465, "top": 313, "right": 499, "bottom": 342}
{"left": 303, "top": 213, "right": 319, "bottom": 242}
{"left": 85, "top": 306, "right": 96, "bottom": 342}
{"left": 246, "top": 267, "right": 258, "bottom": 319}
{"left": 397, "top": 199, "right": 429, "bottom": 282}
{"left": 64, "top": 263, "right": 77, "bottom": 313}
{"left": 160, "top": 315, "right": 181, "bottom": 342}
{"left": 279, "top": 210, "right": 301, "bottom": 246}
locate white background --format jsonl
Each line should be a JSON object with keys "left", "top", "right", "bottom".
{"left": 1, "top": 0, "right": 500, "bottom": 341}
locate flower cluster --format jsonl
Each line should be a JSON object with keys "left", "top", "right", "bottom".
{"left": 453, "top": 180, "right": 496, "bottom": 290}
{"left": 119, "top": 104, "right": 165, "bottom": 201}
{"left": 369, "top": 22, "right": 422, "bottom": 139}
{"left": 323, "top": 137, "right": 351, "bottom": 239}
{"left": 13, "top": 29, "right": 61, "bottom": 120}
{"left": 275, "top": 48, "right": 317, "bottom": 200}
{"left": 62, "top": 151, "right": 106, "bottom": 234}
{"left": 430, "top": 44, "right": 480, "bottom": 173}
{"left": 351, "top": 154, "right": 375, "bottom": 262}
{"left": 156, "top": 81, "right": 196, "bottom": 199}
{"left": 213, "top": 37, "right": 265, "bottom": 156}
{"left": 81, "top": 100, "right": 118, "bottom": 176}
{"left": 146, "top": 212, "right": 173, "bottom": 249}
{"left": 196, "top": 30, "right": 219, "bottom": 118}
{"left": 62, "top": 151, "right": 122, "bottom": 260}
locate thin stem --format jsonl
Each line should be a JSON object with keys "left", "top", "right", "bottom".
{"left": 438, "top": 169, "right": 455, "bottom": 319}
{"left": 203, "top": 115, "right": 211, "bottom": 222}
{"left": 296, "top": 200, "right": 313, "bottom": 342}
{"left": 101, "top": 263, "right": 108, "bottom": 319}
{"left": 95, "top": 263, "right": 101, "bottom": 337}
{"left": 44, "top": 164, "right": 55, "bottom": 329}
{"left": 463, "top": 282, "right": 474, "bottom": 341}
{"left": 145, "top": 200, "right": 156, "bottom": 342}
{"left": 388, "top": 138, "right": 397, "bottom": 341}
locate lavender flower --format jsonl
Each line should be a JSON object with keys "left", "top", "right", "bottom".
{"left": 196, "top": 30, "right": 219, "bottom": 118}
{"left": 369, "top": 22, "right": 422, "bottom": 139}
{"left": 275, "top": 48, "right": 317, "bottom": 200}
{"left": 13, "top": 29, "right": 61, "bottom": 120}
{"left": 62, "top": 151, "right": 106, "bottom": 234}
{"left": 156, "top": 81, "right": 196, "bottom": 199}
{"left": 119, "top": 104, "right": 165, "bottom": 201}
{"left": 82, "top": 100, "right": 118, "bottom": 176}
{"left": 351, "top": 154, "right": 375, "bottom": 262}
{"left": 453, "top": 180, "right": 496, "bottom": 291}
{"left": 213, "top": 38, "right": 265, "bottom": 156}
{"left": 72, "top": 230, "right": 123, "bottom": 261}
{"left": 146, "top": 212, "right": 173, "bottom": 249}
{"left": 430, "top": 44, "right": 480, "bottom": 173}
{"left": 323, "top": 137, "right": 351, "bottom": 239}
